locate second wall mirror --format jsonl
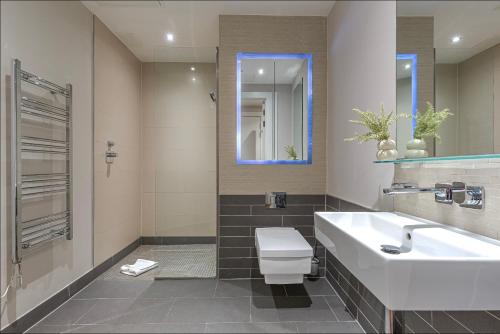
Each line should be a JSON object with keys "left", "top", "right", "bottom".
{"left": 236, "top": 53, "right": 312, "bottom": 164}
{"left": 396, "top": 1, "right": 500, "bottom": 161}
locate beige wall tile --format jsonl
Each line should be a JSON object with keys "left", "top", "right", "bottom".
{"left": 141, "top": 63, "right": 217, "bottom": 237}
{"left": 394, "top": 161, "right": 500, "bottom": 240}
{"left": 218, "top": 15, "right": 327, "bottom": 195}
{"left": 141, "top": 193, "right": 156, "bottom": 236}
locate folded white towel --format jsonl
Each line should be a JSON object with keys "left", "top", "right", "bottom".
{"left": 120, "top": 259, "right": 158, "bottom": 277}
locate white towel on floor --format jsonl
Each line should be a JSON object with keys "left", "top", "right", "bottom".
{"left": 120, "top": 259, "right": 158, "bottom": 277}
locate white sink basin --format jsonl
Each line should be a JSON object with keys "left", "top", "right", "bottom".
{"left": 314, "top": 211, "right": 500, "bottom": 310}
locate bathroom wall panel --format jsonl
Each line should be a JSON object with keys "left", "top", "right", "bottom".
{"left": 140, "top": 62, "right": 216, "bottom": 237}
{"left": 218, "top": 15, "right": 327, "bottom": 194}
{"left": 218, "top": 194, "right": 326, "bottom": 279}
{"left": 0, "top": 1, "right": 93, "bottom": 329}
{"left": 326, "top": 1, "right": 396, "bottom": 210}
{"left": 93, "top": 17, "right": 142, "bottom": 265}
{"left": 394, "top": 160, "right": 500, "bottom": 240}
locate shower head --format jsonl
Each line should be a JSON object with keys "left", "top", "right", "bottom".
{"left": 209, "top": 91, "right": 216, "bottom": 102}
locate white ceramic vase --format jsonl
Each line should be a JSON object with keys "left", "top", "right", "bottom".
{"left": 376, "top": 139, "right": 398, "bottom": 161}
{"left": 405, "top": 138, "right": 428, "bottom": 158}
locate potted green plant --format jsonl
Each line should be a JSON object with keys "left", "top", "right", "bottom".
{"left": 285, "top": 145, "right": 298, "bottom": 160}
{"left": 345, "top": 104, "right": 406, "bottom": 160}
{"left": 406, "top": 102, "right": 452, "bottom": 158}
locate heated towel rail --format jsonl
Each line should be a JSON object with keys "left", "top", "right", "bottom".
{"left": 11, "top": 59, "right": 73, "bottom": 264}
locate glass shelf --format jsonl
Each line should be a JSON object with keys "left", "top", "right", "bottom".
{"left": 374, "top": 154, "right": 500, "bottom": 164}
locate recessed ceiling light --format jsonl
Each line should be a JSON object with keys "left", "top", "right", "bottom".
{"left": 190, "top": 66, "right": 196, "bottom": 71}
{"left": 192, "top": 77, "right": 196, "bottom": 82}
{"left": 404, "top": 64, "right": 411, "bottom": 70}
{"left": 165, "top": 33, "right": 174, "bottom": 42}
{"left": 451, "top": 35, "right": 462, "bottom": 44}
{"left": 258, "top": 68, "right": 264, "bottom": 75}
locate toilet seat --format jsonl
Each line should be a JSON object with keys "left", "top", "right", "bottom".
{"left": 255, "top": 228, "right": 313, "bottom": 284}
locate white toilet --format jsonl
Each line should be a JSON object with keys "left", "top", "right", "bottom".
{"left": 255, "top": 227, "right": 313, "bottom": 284}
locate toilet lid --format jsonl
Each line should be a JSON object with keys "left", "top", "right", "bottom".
{"left": 255, "top": 228, "right": 313, "bottom": 258}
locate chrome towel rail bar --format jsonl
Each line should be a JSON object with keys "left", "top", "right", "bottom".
{"left": 11, "top": 58, "right": 73, "bottom": 264}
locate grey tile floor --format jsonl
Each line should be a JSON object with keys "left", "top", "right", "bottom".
{"left": 28, "top": 278, "right": 364, "bottom": 333}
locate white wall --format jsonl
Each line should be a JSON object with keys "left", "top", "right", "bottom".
{"left": 326, "top": 1, "right": 396, "bottom": 210}
{"left": 1, "top": 1, "right": 93, "bottom": 329}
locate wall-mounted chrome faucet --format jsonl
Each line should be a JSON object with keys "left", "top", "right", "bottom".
{"left": 383, "top": 182, "right": 484, "bottom": 209}
{"left": 105, "top": 140, "right": 118, "bottom": 164}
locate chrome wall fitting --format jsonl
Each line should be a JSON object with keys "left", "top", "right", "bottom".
{"left": 458, "top": 186, "right": 485, "bottom": 210}
{"left": 105, "top": 140, "right": 118, "bottom": 164}
{"left": 383, "top": 182, "right": 484, "bottom": 209}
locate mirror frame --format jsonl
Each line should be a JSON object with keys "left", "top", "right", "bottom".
{"left": 396, "top": 53, "right": 418, "bottom": 136}
{"left": 236, "top": 52, "right": 313, "bottom": 165}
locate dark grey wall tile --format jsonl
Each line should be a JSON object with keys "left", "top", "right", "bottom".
{"left": 358, "top": 298, "right": 385, "bottom": 333}
{"left": 219, "top": 226, "right": 251, "bottom": 236}
{"left": 219, "top": 236, "right": 254, "bottom": 247}
{"left": 220, "top": 215, "right": 281, "bottom": 227}
{"left": 141, "top": 236, "right": 163, "bottom": 245}
{"left": 398, "top": 311, "right": 437, "bottom": 334}
{"left": 219, "top": 247, "right": 251, "bottom": 258}
{"left": 314, "top": 204, "right": 327, "bottom": 212}
{"left": 252, "top": 205, "right": 314, "bottom": 216}
{"left": 446, "top": 311, "right": 500, "bottom": 333}
{"left": 326, "top": 195, "right": 340, "bottom": 210}
{"left": 283, "top": 216, "right": 314, "bottom": 226}
{"left": 219, "top": 258, "right": 257, "bottom": 269}
{"left": 220, "top": 205, "right": 251, "bottom": 215}
{"left": 294, "top": 226, "right": 314, "bottom": 237}
{"left": 250, "top": 247, "right": 258, "bottom": 258}
{"left": 220, "top": 195, "right": 264, "bottom": 205}
{"left": 162, "top": 236, "right": 216, "bottom": 245}
{"left": 431, "top": 311, "right": 471, "bottom": 333}
{"left": 358, "top": 309, "right": 379, "bottom": 334}
{"left": 339, "top": 199, "right": 371, "bottom": 212}
{"left": 287, "top": 194, "right": 325, "bottom": 205}
{"left": 325, "top": 205, "right": 338, "bottom": 212}
{"left": 219, "top": 268, "right": 251, "bottom": 279}
{"left": 250, "top": 268, "right": 264, "bottom": 279}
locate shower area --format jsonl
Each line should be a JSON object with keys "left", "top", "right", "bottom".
{"left": 94, "top": 37, "right": 218, "bottom": 280}
{"left": 138, "top": 59, "right": 218, "bottom": 279}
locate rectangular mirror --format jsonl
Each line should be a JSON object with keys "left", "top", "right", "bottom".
{"left": 236, "top": 53, "right": 312, "bottom": 164}
{"left": 396, "top": 1, "right": 500, "bottom": 160}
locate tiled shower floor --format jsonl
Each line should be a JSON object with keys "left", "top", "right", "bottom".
{"left": 27, "top": 246, "right": 364, "bottom": 333}
{"left": 98, "top": 245, "right": 216, "bottom": 280}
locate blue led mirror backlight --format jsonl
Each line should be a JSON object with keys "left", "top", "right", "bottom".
{"left": 236, "top": 52, "right": 313, "bottom": 165}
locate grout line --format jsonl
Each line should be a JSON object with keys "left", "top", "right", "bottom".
{"left": 322, "top": 295, "right": 340, "bottom": 322}
{"left": 413, "top": 311, "right": 438, "bottom": 334}
{"left": 487, "top": 310, "right": 500, "bottom": 321}
{"left": 443, "top": 311, "right": 474, "bottom": 334}
{"left": 213, "top": 279, "right": 219, "bottom": 298}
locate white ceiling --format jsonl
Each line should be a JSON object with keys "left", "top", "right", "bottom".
{"left": 82, "top": 1, "right": 335, "bottom": 63}
{"left": 397, "top": 1, "right": 500, "bottom": 63}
